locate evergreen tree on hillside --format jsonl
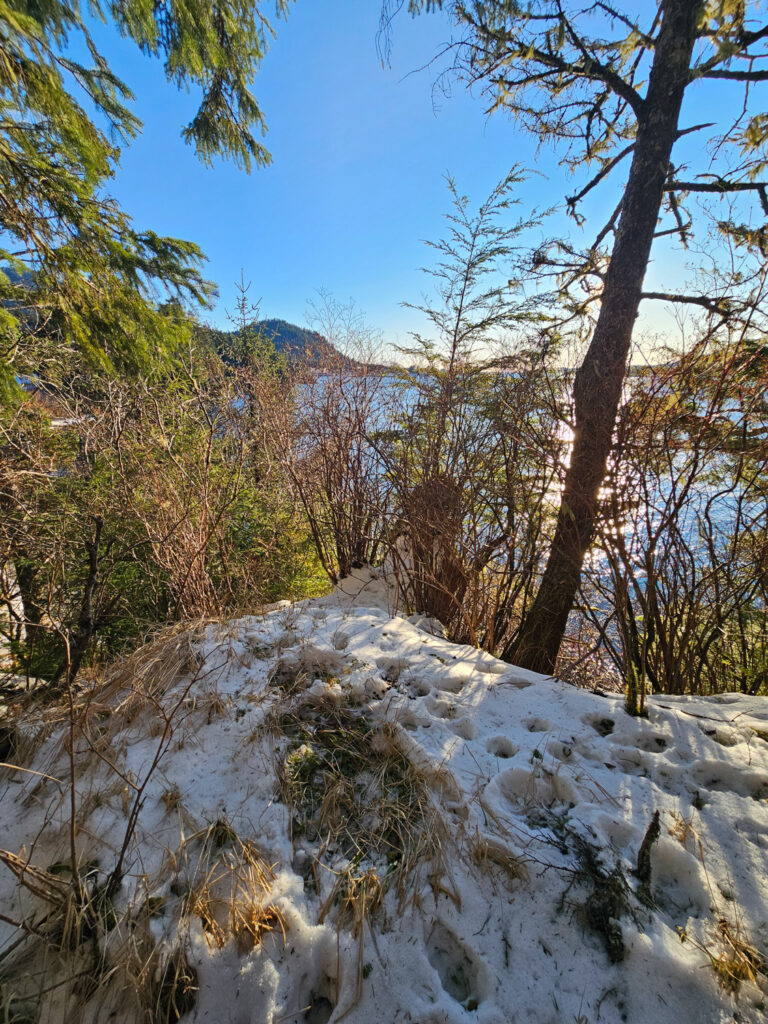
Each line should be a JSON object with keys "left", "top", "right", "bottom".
{"left": 0, "top": 0, "right": 292, "bottom": 384}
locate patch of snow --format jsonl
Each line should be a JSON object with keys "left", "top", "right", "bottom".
{"left": 1, "top": 571, "right": 767, "bottom": 1023}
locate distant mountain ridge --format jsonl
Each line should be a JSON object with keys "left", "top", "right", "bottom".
{"left": 209, "top": 318, "right": 352, "bottom": 368}
{"left": 258, "top": 319, "right": 345, "bottom": 364}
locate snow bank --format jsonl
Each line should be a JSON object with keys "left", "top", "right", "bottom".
{"left": 1, "top": 567, "right": 767, "bottom": 1023}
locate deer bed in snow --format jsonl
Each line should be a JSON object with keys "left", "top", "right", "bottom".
{"left": 1, "top": 568, "right": 767, "bottom": 1023}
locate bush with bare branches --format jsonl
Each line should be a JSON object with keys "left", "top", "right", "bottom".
{"left": 0, "top": 346, "right": 322, "bottom": 685}
{"left": 580, "top": 333, "right": 768, "bottom": 703}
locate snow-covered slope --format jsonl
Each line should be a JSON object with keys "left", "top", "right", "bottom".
{"left": 1, "top": 569, "right": 767, "bottom": 1023}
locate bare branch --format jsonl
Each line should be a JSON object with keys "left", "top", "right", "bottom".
{"left": 591, "top": 197, "right": 623, "bottom": 251}
{"left": 593, "top": 2, "right": 657, "bottom": 47}
{"left": 640, "top": 290, "right": 730, "bottom": 312}
{"left": 703, "top": 68, "right": 768, "bottom": 81}
{"left": 567, "top": 142, "right": 635, "bottom": 212}
{"left": 567, "top": 123, "right": 713, "bottom": 213}
{"left": 665, "top": 178, "right": 768, "bottom": 215}
{"left": 666, "top": 188, "right": 690, "bottom": 247}
{"left": 524, "top": 42, "right": 644, "bottom": 118}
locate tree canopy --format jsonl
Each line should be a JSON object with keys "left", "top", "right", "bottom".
{"left": 0, "top": 0, "right": 292, "bottom": 383}
{"left": 386, "top": 0, "right": 768, "bottom": 674}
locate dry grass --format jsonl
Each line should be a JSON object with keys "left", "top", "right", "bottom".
{"left": 11, "top": 620, "right": 217, "bottom": 795}
{"left": 0, "top": 821, "right": 285, "bottom": 1022}
{"left": 177, "top": 825, "right": 287, "bottom": 955}
{"left": 0, "top": 619, "right": 458, "bottom": 1023}
{"left": 668, "top": 810, "right": 698, "bottom": 851}
{"left": 679, "top": 915, "right": 767, "bottom": 995}
{"left": 667, "top": 816, "right": 767, "bottom": 996}
{"left": 0, "top": 623, "right": 224, "bottom": 1024}
{"left": 0, "top": 713, "right": 49, "bottom": 782}
{"left": 151, "top": 947, "right": 198, "bottom": 1024}
{"left": 0, "top": 879, "right": 158, "bottom": 1023}
{"left": 471, "top": 835, "right": 528, "bottom": 887}
{"left": 89, "top": 621, "right": 209, "bottom": 729}
{"left": 709, "top": 918, "right": 766, "bottom": 994}
{"left": 8, "top": 622, "right": 210, "bottom": 743}
{"left": 272, "top": 690, "right": 448, "bottom": 916}
{"left": 267, "top": 644, "right": 347, "bottom": 696}
{"left": 259, "top": 668, "right": 458, "bottom": 1021}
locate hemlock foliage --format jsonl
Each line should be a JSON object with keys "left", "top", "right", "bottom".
{"left": 0, "top": 0, "right": 292, "bottom": 384}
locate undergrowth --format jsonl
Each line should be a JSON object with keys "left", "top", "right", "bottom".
{"left": 0, "top": 623, "right": 229, "bottom": 1023}
{"left": 271, "top": 690, "right": 449, "bottom": 923}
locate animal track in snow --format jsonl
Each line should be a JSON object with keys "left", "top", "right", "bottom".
{"left": 547, "top": 739, "right": 575, "bottom": 762}
{"left": 376, "top": 656, "right": 410, "bottom": 683}
{"left": 450, "top": 717, "right": 475, "bottom": 741}
{"left": 697, "top": 722, "right": 743, "bottom": 748}
{"left": 636, "top": 735, "right": 668, "bottom": 753}
{"left": 496, "top": 766, "right": 578, "bottom": 808}
{"left": 522, "top": 717, "right": 552, "bottom": 733}
{"left": 426, "top": 696, "right": 457, "bottom": 720}
{"left": 435, "top": 669, "right": 472, "bottom": 694}
{"left": 486, "top": 736, "right": 519, "bottom": 759}
{"left": 409, "top": 679, "right": 432, "bottom": 697}
{"left": 426, "top": 923, "right": 481, "bottom": 1012}
{"left": 689, "top": 761, "right": 768, "bottom": 801}
{"left": 583, "top": 714, "right": 615, "bottom": 737}
{"left": 395, "top": 708, "right": 430, "bottom": 733}
{"left": 733, "top": 815, "right": 768, "bottom": 850}
{"left": 609, "top": 746, "right": 650, "bottom": 776}
{"left": 303, "top": 974, "right": 336, "bottom": 1024}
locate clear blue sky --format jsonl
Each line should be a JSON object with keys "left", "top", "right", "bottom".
{"left": 89, "top": 2, "right": 753, "bottom": 351}
{"left": 86, "top": 3, "right": 571, "bottom": 347}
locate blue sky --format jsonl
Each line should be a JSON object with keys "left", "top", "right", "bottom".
{"left": 89, "top": 2, "right": 756, "bottom": 352}
{"left": 87, "top": 3, "right": 574, "bottom": 347}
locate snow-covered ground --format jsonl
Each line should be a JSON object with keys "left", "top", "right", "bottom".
{"left": 1, "top": 568, "right": 767, "bottom": 1023}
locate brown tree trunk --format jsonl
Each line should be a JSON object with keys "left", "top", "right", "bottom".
{"left": 52, "top": 516, "right": 104, "bottom": 688}
{"left": 509, "top": 0, "right": 703, "bottom": 674}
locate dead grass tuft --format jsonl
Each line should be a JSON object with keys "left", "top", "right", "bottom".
{"left": 153, "top": 947, "right": 198, "bottom": 1024}
{"left": 668, "top": 810, "right": 697, "bottom": 848}
{"left": 272, "top": 692, "right": 449, "bottom": 922}
{"left": 710, "top": 918, "right": 766, "bottom": 993}
{"left": 161, "top": 784, "right": 183, "bottom": 814}
{"left": 92, "top": 621, "right": 208, "bottom": 728}
{"left": 472, "top": 836, "right": 528, "bottom": 887}
{"left": 679, "top": 916, "right": 767, "bottom": 995}
{"left": 177, "top": 828, "right": 287, "bottom": 955}
{"left": 267, "top": 645, "right": 346, "bottom": 696}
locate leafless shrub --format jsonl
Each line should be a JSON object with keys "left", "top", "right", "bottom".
{"left": 270, "top": 295, "right": 393, "bottom": 583}
{"left": 580, "top": 331, "right": 768, "bottom": 699}
{"left": 380, "top": 347, "right": 567, "bottom": 655}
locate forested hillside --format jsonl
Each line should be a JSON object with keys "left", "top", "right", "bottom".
{"left": 204, "top": 318, "right": 354, "bottom": 368}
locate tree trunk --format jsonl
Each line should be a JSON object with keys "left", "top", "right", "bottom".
{"left": 509, "top": 0, "right": 703, "bottom": 674}
{"left": 53, "top": 516, "right": 104, "bottom": 688}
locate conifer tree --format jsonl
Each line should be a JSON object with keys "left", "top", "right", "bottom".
{"left": 0, "top": 0, "right": 291, "bottom": 381}
{"left": 391, "top": 0, "right": 768, "bottom": 674}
